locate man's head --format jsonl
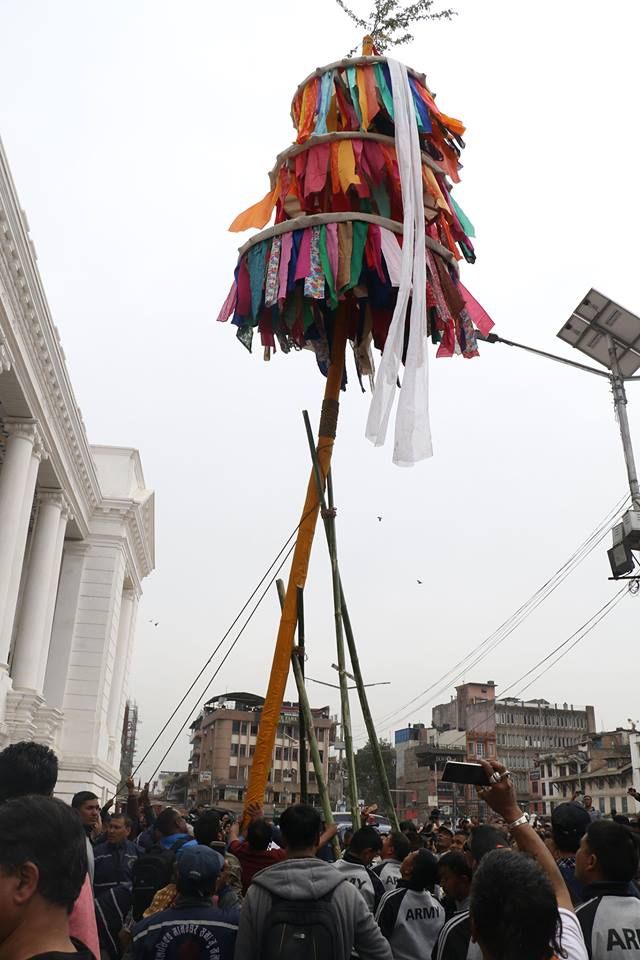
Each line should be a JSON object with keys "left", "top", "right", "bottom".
{"left": 583, "top": 795, "right": 594, "bottom": 810}
{"left": 106, "top": 814, "right": 132, "bottom": 846}
{"left": 438, "top": 851, "right": 472, "bottom": 903}
{"left": 71, "top": 791, "right": 100, "bottom": 829}
{"left": 279, "top": 804, "right": 322, "bottom": 855}
{"left": 349, "top": 826, "right": 383, "bottom": 866}
{"left": 0, "top": 742, "right": 58, "bottom": 802}
{"left": 247, "top": 817, "right": 272, "bottom": 852}
{"left": 451, "top": 830, "right": 468, "bottom": 853}
{"left": 194, "top": 810, "right": 222, "bottom": 847}
{"left": 471, "top": 850, "right": 561, "bottom": 960}
{"left": 575, "top": 820, "right": 640, "bottom": 885}
{"left": 382, "top": 830, "right": 411, "bottom": 863}
{"left": 551, "top": 802, "right": 591, "bottom": 856}
{"left": 175, "top": 845, "right": 224, "bottom": 899}
{"left": 436, "top": 825, "right": 454, "bottom": 854}
{"left": 0, "top": 796, "right": 86, "bottom": 945}
{"left": 400, "top": 849, "right": 439, "bottom": 892}
{"left": 467, "top": 825, "right": 507, "bottom": 870}
{"left": 154, "top": 807, "right": 188, "bottom": 838}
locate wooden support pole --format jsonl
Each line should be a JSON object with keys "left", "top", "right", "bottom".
{"left": 303, "top": 414, "right": 400, "bottom": 831}
{"left": 243, "top": 308, "right": 347, "bottom": 822}
{"left": 276, "top": 579, "right": 340, "bottom": 861}
{"left": 297, "top": 586, "right": 308, "bottom": 805}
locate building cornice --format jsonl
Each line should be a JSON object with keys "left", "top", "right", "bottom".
{"left": 0, "top": 140, "right": 101, "bottom": 534}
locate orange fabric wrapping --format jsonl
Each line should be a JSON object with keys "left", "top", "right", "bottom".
{"left": 228, "top": 184, "right": 279, "bottom": 233}
{"left": 243, "top": 308, "right": 348, "bottom": 823}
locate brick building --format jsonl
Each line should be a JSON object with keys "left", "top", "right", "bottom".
{"left": 188, "top": 691, "right": 335, "bottom": 816}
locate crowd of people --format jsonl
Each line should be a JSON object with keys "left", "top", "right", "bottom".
{"left": 0, "top": 740, "right": 639, "bottom": 960}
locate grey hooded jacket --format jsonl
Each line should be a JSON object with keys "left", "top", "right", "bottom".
{"left": 233, "top": 857, "right": 393, "bottom": 960}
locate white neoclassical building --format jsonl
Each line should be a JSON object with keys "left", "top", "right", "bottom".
{"left": 0, "top": 139, "right": 155, "bottom": 800}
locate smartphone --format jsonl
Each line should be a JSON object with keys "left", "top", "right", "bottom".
{"left": 441, "top": 761, "right": 491, "bottom": 786}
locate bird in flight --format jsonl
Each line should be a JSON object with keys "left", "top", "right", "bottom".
{"left": 417, "top": 580, "right": 423, "bottom": 585}
{"left": 148, "top": 620, "right": 159, "bottom": 627}
{"left": 377, "top": 516, "right": 383, "bottom": 522}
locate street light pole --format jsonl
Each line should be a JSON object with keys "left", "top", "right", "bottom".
{"left": 607, "top": 336, "right": 640, "bottom": 509}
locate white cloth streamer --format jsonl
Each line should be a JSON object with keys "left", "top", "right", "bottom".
{"left": 365, "top": 59, "right": 433, "bottom": 466}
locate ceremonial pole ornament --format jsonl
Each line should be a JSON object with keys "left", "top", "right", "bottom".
{"left": 218, "top": 38, "right": 493, "bottom": 817}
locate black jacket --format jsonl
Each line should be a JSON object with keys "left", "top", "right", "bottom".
{"left": 576, "top": 881, "right": 640, "bottom": 959}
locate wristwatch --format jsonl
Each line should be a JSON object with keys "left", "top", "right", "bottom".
{"left": 508, "top": 813, "right": 530, "bottom": 829}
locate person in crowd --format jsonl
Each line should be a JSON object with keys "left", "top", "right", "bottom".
{"left": 73, "top": 791, "right": 104, "bottom": 844}
{"left": 469, "top": 758, "right": 588, "bottom": 960}
{"left": 549, "top": 802, "right": 591, "bottom": 906}
{"left": 94, "top": 813, "right": 141, "bottom": 959}
{"left": 451, "top": 831, "right": 468, "bottom": 853}
{"left": 0, "top": 740, "right": 99, "bottom": 959}
{"left": 573, "top": 792, "right": 602, "bottom": 822}
{"left": 334, "top": 825, "right": 386, "bottom": 913}
{"left": 227, "top": 802, "right": 286, "bottom": 894}
{"left": 131, "top": 846, "right": 239, "bottom": 960}
{"left": 234, "top": 803, "right": 392, "bottom": 960}
{"left": 142, "top": 809, "right": 242, "bottom": 918}
{"left": 436, "top": 826, "right": 454, "bottom": 856}
{"left": 433, "top": 825, "right": 509, "bottom": 960}
{"left": 0, "top": 795, "right": 93, "bottom": 959}
{"left": 153, "top": 807, "right": 197, "bottom": 852}
{"left": 373, "top": 831, "right": 412, "bottom": 892}
{"left": 575, "top": 820, "right": 640, "bottom": 958}
{"left": 376, "top": 849, "right": 444, "bottom": 959}
{"left": 438, "top": 851, "right": 473, "bottom": 918}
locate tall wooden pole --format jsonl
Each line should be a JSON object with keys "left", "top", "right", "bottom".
{"left": 276, "top": 579, "right": 340, "bottom": 861}
{"left": 303, "top": 414, "right": 400, "bottom": 830}
{"left": 296, "top": 586, "right": 308, "bottom": 805}
{"left": 244, "top": 308, "right": 348, "bottom": 821}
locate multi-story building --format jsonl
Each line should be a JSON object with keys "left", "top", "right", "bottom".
{"left": 394, "top": 725, "right": 468, "bottom": 821}
{"left": 188, "top": 691, "right": 335, "bottom": 816}
{"left": 0, "top": 140, "right": 155, "bottom": 800}
{"left": 432, "top": 682, "right": 596, "bottom": 803}
{"left": 532, "top": 729, "right": 635, "bottom": 818}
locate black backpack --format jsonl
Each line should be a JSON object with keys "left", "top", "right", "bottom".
{"left": 131, "top": 837, "right": 191, "bottom": 920}
{"left": 260, "top": 892, "right": 337, "bottom": 960}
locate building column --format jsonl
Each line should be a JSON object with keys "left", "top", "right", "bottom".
{"left": 11, "top": 491, "right": 68, "bottom": 692}
{"left": 106, "top": 587, "right": 137, "bottom": 764}
{"left": 36, "top": 501, "right": 72, "bottom": 693}
{"left": 0, "top": 420, "right": 46, "bottom": 669}
{"left": 43, "top": 542, "right": 91, "bottom": 711}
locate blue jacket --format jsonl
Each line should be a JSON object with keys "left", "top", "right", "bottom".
{"left": 131, "top": 898, "right": 240, "bottom": 960}
{"left": 93, "top": 839, "right": 140, "bottom": 895}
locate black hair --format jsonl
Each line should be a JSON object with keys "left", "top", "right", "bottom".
{"left": 399, "top": 820, "right": 418, "bottom": 833}
{"left": 247, "top": 817, "right": 274, "bottom": 851}
{"left": 439, "top": 850, "right": 473, "bottom": 880}
{"left": 0, "top": 741, "right": 58, "bottom": 802}
{"left": 585, "top": 821, "right": 640, "bottom": 882}
{"left": 551, "top": 802, "right": 591, "bottom": 853}
{"left": 471, "top": 850, "right": 563, "bottom": 960}
{"left": 469, "top": 825, "right": 507, "bottom": 864}
{"left": 387, "top": 830, "right": 411, "bottom": 862}
{"left": 194, "top": 811, "right": 222, "bottom": 847}
{"left": 71, "top": 791, "right": 99, "bottom": 809}
{"left": 109, "top": 813, "right": 133, "bottom": 830}
{"left": 0, "top": 796, "right": 87, "bottom": 913}
{"left": 349, "top": 825, "right": 383, "bottom": 855}
{"left": 154, "top": 807, "right": 183, "bottom": 837}
{"left": 279, "top": 804, "right": 322, "bottom": 850}
{"left": 408, "top": 849, "right": 439, "bottom": 891}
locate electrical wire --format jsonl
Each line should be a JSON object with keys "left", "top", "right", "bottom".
{"left": 132, "top": 500, "right": 320, "bottom": 779}
{"left": 143, "top": 539, "right": 298, "bottom": 783}
{"left": 358, "top": 493, "right": 629, "bottom": 738}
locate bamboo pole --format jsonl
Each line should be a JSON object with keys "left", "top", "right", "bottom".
{"left": 276, "top": 579, "right": 341, "bottom": 861}
{"left": 302, "top": 413, "right": 400, "bottom": 831}
{"left": 296, "top": 586, "right": 308, "bottom": 805}
{"left": 243, "top": 307, "right": 348, "bottom": 823}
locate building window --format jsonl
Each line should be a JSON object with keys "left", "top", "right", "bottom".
{"left": 239, "top": 745, "right": 246, "bottom": 758}
{"left": 621, "top": 796, "right": 628, "bottom": 813}
{"left": 273, "top": 792, "right": 280, "bottom": 803}
{"left": 249, "top": 746, "right": 255, "bottom": 757}
{"left": 292, "top": 749, "right": 298, "bottom": 761}
{"left": 309, "top": 771, "right": 316, "bottom": 783}
{"left": 598, "top": 797, "right": 606, "bottom": 813}
{"left": 275, "top": 747, "right": 282, "bottom": 760}
{"left": 229, "top": 766, "right": 237, "bottom": 780}
{"left": 531, "top": 781, "right": 539, "bottom": 794}
{"left": 241, "top": 722, "right": 248, "bottom": 735}
{"left": 283, "top": 747, "right": 290, "bottom": 761}
{"left": 232, "top": 720, "right": 241, "bottom": 734}
{"left": 275, "top": 769, "right": 282, "bottom": 782}
{"left": 231, "top": 743, "right": 239, "bottom": 757}
{"left": 251, "top": 723, "right": 259, "bottom": 735}
{"left": 476, "top": 742, "right": 485, "bottom": 758}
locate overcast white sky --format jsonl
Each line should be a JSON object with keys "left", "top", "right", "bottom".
{"left": 2, "top": 0, "right": 640, "bottom": 781}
